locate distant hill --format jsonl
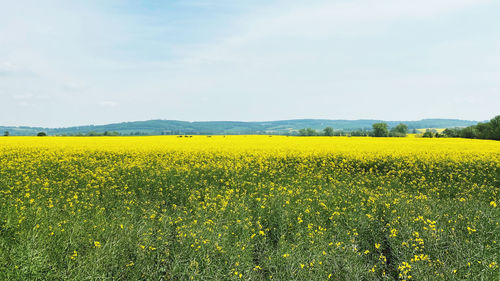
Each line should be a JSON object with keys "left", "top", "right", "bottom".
{"left": 0, "top": 119, "right": 480, "bottom": 136}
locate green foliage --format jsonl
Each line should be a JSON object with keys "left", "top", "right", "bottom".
{"left": 443, "top": 128, "right": 460, "bottom": 137}
{"left": 0, "top": 148, "right": 498, "bottom": 280}
{"left": 86, "top": 131, "right": 120, "bottom": 136}
{"left": 307, "top": 128, "right": 317, "bottom": 136}
{"left": 442, "top": 115, "right": 500, "bottom": 140}
{"left": 422, "top": 129, "right": 434, "bottom": 138}
{"left": 372, "top": 123, "right": 389, "bottom": 137}
{"left": 390, "top": 123, "right": 408, "bottom": 137}
{"left": 323, "top": 127, "right": 334, "bottom": 136}
{"left": 349, "top": 130, "right": 370, "bottom": 137}
{"left": 461, "top": 127, "right": 477, "bottom": 138}
{"left": 3, "top": 131, "right": 9, "bottom": 136}
{"left": 298, "top": 128, "right": 318, "bottom": 136}
{"left": 37, "top": 132, "right": 47, "bottom": 136}
{"left": 0, "top": 119, "right": 480, "bottom": 136}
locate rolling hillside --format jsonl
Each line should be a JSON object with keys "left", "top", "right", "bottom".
{"left": 0, "top": 119, "right": 479, "bottom": 136}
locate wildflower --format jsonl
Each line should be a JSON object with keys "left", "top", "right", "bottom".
{"left": 467, "top": 226, "right": 476, "bottom": 234}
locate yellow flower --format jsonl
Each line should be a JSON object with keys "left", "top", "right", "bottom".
{"left": 94, "top": 241, "right": 101, "bottom": 248}
{"left": 467, "top": 226, "right": 476, "bottom": 234}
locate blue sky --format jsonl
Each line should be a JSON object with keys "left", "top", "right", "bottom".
{"left": 0, "top": 0, "right": 499, "bottom": 127}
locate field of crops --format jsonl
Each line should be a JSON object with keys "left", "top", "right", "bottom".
{"left": 0, "top": 136, "right": 498, "bottom": 280}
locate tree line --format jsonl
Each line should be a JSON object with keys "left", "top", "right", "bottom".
{"left": 441, "top": 115, "right": 499, "bottom": 140}
{"left": 4, "top": 115, "right": 498, "bottom": 140}
{"left": 297, "top": 115, "right": 499, "bottom": 140}
{"left": 298, "top": 123, "right": 409, "bottom": 137}
{"left": 298, "top": 127, "right": 369, "bottom": 137}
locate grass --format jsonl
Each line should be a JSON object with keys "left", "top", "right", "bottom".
{"left": 0, "top": 136, "right": 498, "bottom": 280}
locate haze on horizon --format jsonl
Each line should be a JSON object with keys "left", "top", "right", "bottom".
{"left": 1, "top": 0, "right": 499, "bottom": 127}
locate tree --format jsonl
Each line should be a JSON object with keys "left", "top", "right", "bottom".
{"left": 439, "top": 115, "right": 499, "bottom": 140}
{"left": 391, "top": 123, "right": 408, "bottom": 137}
{"left": 475, "top": 123, "right": 487, "bottom": 138}
{"left": 350, "top": 130, "right": 369, "bottom": 136}
{"left": 460, "top": 126, "right": 476, "bottom": 138}
{"left": 298, "top": 128, "right": 318, "bottom": 136}
{"left": 443, "top": 115, "right": 500, "bottom": 140}
{"left": 306, "top": 128, "right": 317, "bottom": 136}
{"left": 323, "top": 127, "right": 334, "bottom": 136}
{"left": 372, "top": 123, "right": 388, "bottom": 137}
{"left": 422, "top": 129, "right": 434, "bottom": 138}
{"left": 443, "top": 128, "right": 460, "bottom": 137}
{"left": 3, "top": 131, "right": 9, "bottom": 136}
{"left": 37, "top": 132, "right": 47, "bottom": 136}
{"left": 489, "top": 115, "right": 500, "bottom": 140}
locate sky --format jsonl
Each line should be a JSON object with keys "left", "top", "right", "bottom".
{"left": 0, "top": 0, "right": 499, "bottom": 127}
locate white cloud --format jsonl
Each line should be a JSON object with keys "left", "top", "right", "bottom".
{"left": 0, "top": 0, "right": 498, "bottom": 126}
{"left": 175, "top": 0, "right": 492, "bottom": 65}
{"left": 0, "top": 62, "right": 14, "bottom": 74}
{"left": 98, "top": 101, "right": 118, "bottom": 107}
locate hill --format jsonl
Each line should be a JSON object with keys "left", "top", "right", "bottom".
{"left": 0, "top": 119, "right": 480, "bottom": 136}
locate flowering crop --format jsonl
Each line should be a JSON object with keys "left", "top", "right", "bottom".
{"left": 0, "top": 136, "right": 498, "bottom": 280}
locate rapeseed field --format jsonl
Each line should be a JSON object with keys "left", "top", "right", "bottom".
{"left": 0, "top": 136, "right": 498, "bottom": 280}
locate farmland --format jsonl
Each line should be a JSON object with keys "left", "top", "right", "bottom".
{"left": 0, "top": 136, "right": 498, "bottom": 280}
